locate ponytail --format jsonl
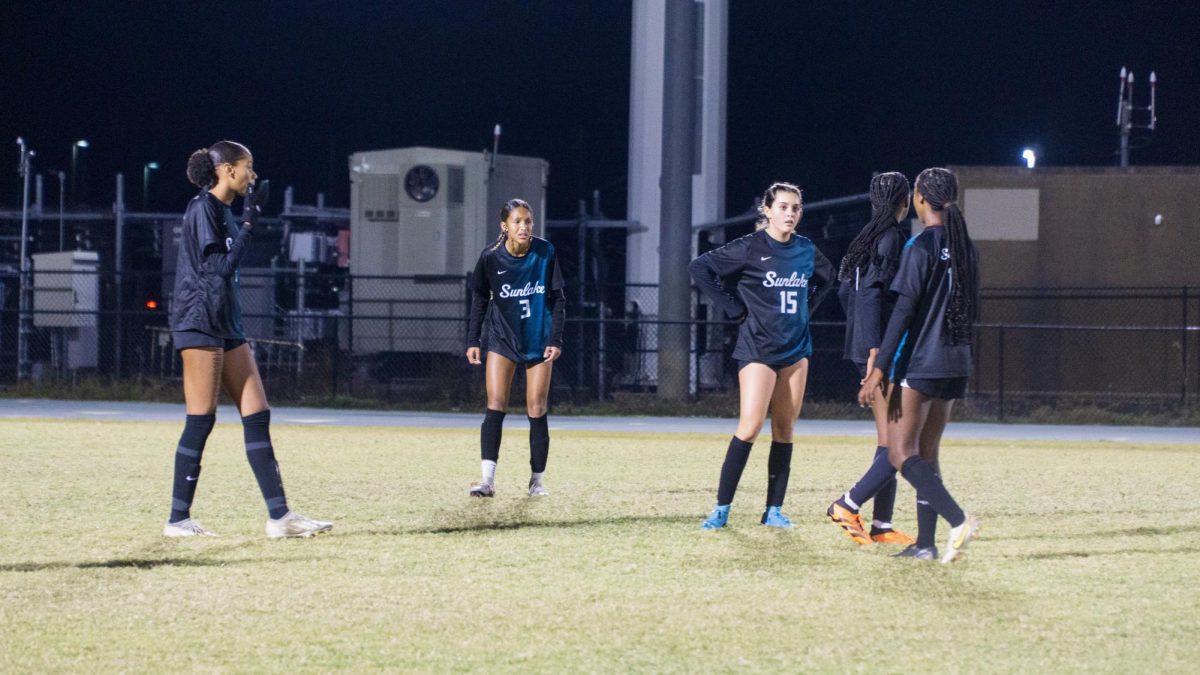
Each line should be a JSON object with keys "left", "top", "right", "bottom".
{"left": 914, "top": 168, "right": 978, "bottom": 345}
{"left": 839, "top": 171, "right": 910, "bottom": 282}
{"left": 186, "top": 140, "right": 250, "bottom": 189}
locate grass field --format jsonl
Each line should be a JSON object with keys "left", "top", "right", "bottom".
{"left": 2, "top": 418, "right": 1198, "bottom": 672}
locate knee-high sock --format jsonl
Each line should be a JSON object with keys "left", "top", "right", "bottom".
{"left": 915, "top": 493, "right": 939, "bottom": 549}
{"left": 528, "top": 414, "right": 549, "bottom": 474}
{"left": 481, "top": 409, "right": 505, "bottom": 463}
{"left": 899, "top": 456, "right": 964, "bottom": 527}
{"left": 847, "top": 446, "right": 896, "bottom": 515}
{"left": 869, "top": 446, "right": 898, "bottom": 525}
{"left": 766, "top": 441, "right": 793, "bottom": 508}
{"left": 169, "top": 414, "right": 216, "bottom": 523}
{"left": 716, "top": 436, "right": 753, "bottom": 506}
{"left": 242, "top": 410, "right": 289, "bottom": 520}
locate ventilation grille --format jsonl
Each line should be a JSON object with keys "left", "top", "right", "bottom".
{"left": 361, "top": 174, "right": 399, "bottom": 222}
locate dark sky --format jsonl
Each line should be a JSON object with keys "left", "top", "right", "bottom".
{"left": 3, "top": 1, "right": 1197, "bottom": 219}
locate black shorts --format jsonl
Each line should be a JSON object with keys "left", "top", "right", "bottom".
{"left": 900, "top": 376, "right": 968, "bottom": 400}
{"left": 173, "top": 330, "right": 247, "bottom": 352}
{"left": 486, "top": 340, "right": 546, "bottom": 367}
{"left": 737, "top": 357, "right": 807, "bottom": 374}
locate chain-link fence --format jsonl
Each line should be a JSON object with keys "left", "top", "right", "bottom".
{"left": 1, "top": 268, "right": 1197, "bottom": 413}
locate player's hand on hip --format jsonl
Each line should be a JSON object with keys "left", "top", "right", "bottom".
{"left": 543, "top": 345, "right": 561, "bottom": 363}
{"left": 465, "top": 347, "right": 482, "bottom": 365}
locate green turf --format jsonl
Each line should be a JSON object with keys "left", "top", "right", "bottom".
{"left": 1, "top": 418, "right": 1197, "bottom": 672}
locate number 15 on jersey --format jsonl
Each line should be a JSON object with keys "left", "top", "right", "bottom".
{"left": 779, "top": 291, "right": 798, "bottom": 314}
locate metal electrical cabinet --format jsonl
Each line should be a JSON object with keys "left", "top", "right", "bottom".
{"left": 344, "top": 146, "right": 549, "bottom": 355}
{"left": 32, "top": 250, "right": 100, "bottom": 370}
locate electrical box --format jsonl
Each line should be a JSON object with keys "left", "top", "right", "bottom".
{"left": 32, "top": 250, "right": 100, "bottom": 369}
{"left": 344, "top": 146, "right": 548, "bottom": 354}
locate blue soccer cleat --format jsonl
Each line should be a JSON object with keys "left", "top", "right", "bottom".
{"left": 760, "top": 506, "right": 793, "bottom": 529}
{"left": 701, "top": 504, "right": 731, "bottom": 529}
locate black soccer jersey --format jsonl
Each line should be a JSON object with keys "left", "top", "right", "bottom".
{"left": 467, "top": 237, "right": 566, "bottom": 362}
{"left": 875, "top": 225, "right": 974, "bottom": 380}
{"left": 839, "top": 225, "right": 904, "bottom": 367}
{"left": 690, "top": 229, "right": 835, "bottom": 366}
{"left": 170, "top": 191, "right": 251, "bottom": 339}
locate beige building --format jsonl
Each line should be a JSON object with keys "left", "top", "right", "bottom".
{"left": 949, "top": 166, "right": 1200, "bottom": 402}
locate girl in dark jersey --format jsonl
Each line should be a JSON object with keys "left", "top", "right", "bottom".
{"left": 465, "top": 199, "right": 566, "bottom": 497}
{"left": 689, "top": 182, "right": 834, "bottom": 529}
{"left": 163, "top": 140, "right": 331, "bottom": 539}
{"left": 860, "top": 167, "right": 981, "bottom": 563}
{"left": 826, "top": 172, "right": 916, "bottom": 547}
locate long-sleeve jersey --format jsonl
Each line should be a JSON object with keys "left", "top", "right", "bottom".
{"left": 170, "top": 191, "right": 251, "bottom": 338}
{"left": 689, "top": 229, "right": 835, "bottom": 365}
{"left": 875, "top": 225, "right": 975, "bottom": 380}
{"left": 467, "top": 236, "right": 566, "bottom": 361}
{"left": 838, "top": 225, "right": 904, "bottom": 366}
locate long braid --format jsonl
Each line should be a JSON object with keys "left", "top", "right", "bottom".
{"left": 838, "top": 171, "right": 910, "bottom": 282}
{"left": 914, "top": 168, "right": 978, "bottom": 345}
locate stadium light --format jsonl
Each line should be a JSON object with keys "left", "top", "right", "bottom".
{"left": 143, "top": 161, "right": 160, "bottom": 211}
{"left": 1021, "top": 148, "right": 1037, "bottom": 169}
{"left": 71, "top": 139, "right": 89, "bottom": 206}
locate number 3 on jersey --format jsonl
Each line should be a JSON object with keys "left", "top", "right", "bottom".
{"left": 778, "top": 290, "right": 798, "bottom": 314}
{"left": 519, "top": 299, "right": 531, "bottom": 319}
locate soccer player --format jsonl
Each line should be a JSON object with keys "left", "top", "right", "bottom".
{"left": 465, "top": 199, "right": 566, "bottom": 497}
{"left": 163, "top": 141, "right": 331, "bottom": 539}
{"left": 859, "top": 167, "right": 981, "bottom": 563}
{"left": 827, "top": 172, "right": 916, "bottom": 546}
{"left": 689, "top": 182, "right": 835, "bottom": 529}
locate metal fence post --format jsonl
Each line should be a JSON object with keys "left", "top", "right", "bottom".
{"left": 998, "top": 325, "right": 1006, "bottom": 422}
{"left": 598, "top": 303, "right": 607, "bottom": 402}
{"left": 1183, "top": 286, "right": 1189, "bottom": 406}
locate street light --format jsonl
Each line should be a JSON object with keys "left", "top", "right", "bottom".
{"left": 1021, "top": 148, "right": 1037, "bottom": 169}
{"left": 143, "top": 161, "right": 159, "bottom": 211}
{"left": 71, "top": 139, "right": 89, "bottom": 206}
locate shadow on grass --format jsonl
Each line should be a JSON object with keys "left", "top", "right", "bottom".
{"left": 1018, "top": 545, "right": 1200, "bottom": 560}
{"left": 352, "top": 511, "right": 699, "bottom": 537}
{"left": 988, "top": 523, "right": 1200, "bottom": 542}
{"left": 0, "top": 555, "right": 310, "bottom": 573}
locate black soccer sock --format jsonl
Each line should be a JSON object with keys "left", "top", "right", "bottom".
{"left": 869, "top": 446, "right": 898, "bottom": 525}
{"left": 169, "top": 414, "right": 216, "bottom": 523}
{"left": 481, "top": 409, "right": 506, "bottom": 463}
{"left": 716, "top": 436, "right": 753, "bottom": 505}
{"left": 915, "top": 494, "right": 939, "bottom": 549}
{"left": 529, "top": 414, "right": 549, "bottom": 474}
{"left": 766, "top": 441, "right": 793, "bottom": 508}
{"left": 899, "top": 456, "right": 965, "bottom": 527}
{"left": 847, "top": 445, "right": 896, "bottom": 516}
{"left": 242, "top": 410, "right": 289, "bottom": 520}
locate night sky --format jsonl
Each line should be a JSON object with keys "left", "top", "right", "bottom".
{"left": 3, "top": 1, "right": 1197, "bottom": 220}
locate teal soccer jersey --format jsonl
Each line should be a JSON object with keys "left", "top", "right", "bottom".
{"left": 467, "top": 237, "right": 566, "bottom": 362}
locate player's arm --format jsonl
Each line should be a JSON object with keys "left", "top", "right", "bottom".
{"left": 198, "top": 201, "right": 252, "bottom": 279}
{"left": 543, "top": 252, "right": 566, "bottom": 362}
{"left": 465, "top": 255, "right": 490, "bottom": 365}
{"left": 856, "top": 231, "right": 902, "bottom": 362}
{"left": 688, "top": 238, "right": 748, "bottom": 321}
{"left": 860, "top": 244, "right": 929, "bottom": 406}
{"left": 807, "top": 245, "right": 837, "bottom": 317}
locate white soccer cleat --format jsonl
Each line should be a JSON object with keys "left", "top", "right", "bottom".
{"left": 163, "top": 518, "right": 217, "bottom": 537}
{"left": 940, "top": 513, "right": 981, "bottom": 564}
{"left": 528, "top": 478, "right": 549, "bottom": 497}
{"left": 266, "top": 511, "right": 333, "bottom": 539}
{"left": 469, "top": 481, "right": 496, "bottom": 498}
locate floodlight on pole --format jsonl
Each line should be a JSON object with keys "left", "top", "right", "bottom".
{"left": 1021, "top": 148, "right": 1037, "bottom": 169}
{"left": 143, "top": 161, "right": 159, "bottom": 211}
{"left": 71, "top": 139, "right": 89, "bottom": 206}
{"left": 1116, "top": 67, "right": 1158, "bottom": 167}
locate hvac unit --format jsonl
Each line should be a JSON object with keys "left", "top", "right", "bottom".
{"left": 345, "top": 146, "right": 548, "bottom": 354}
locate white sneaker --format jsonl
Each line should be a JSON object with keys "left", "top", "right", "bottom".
{"left": 940, "top": 513, "right": 981, "bottom": 564}
{"left": 528, "top": 478, "right": 549, "bottom": 497}
{"left": 469, "top": 481, "right": 495, "bottom": 497}
{"left": 163, "top": 518, "right": 217, "bottom": 537}
{"left": 266, "top": 511, "right": 333, "bottom": 539}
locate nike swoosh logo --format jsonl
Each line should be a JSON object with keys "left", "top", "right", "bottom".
{"left": 186, "top": 476, "right": 198, "bottom": 481}
{"left": 761, "top": 256, "right": 772, "bottom": 261}
{"left": 497, "top": 270, "right": 507, "bottom": 275}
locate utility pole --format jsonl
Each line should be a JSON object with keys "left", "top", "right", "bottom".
{"left": 16, "top": 137, "right": 36, "bottom": 381}
{"left": 1116, "top": 67, "right": 1157, "bottom": 167}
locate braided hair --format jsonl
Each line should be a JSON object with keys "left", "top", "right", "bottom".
{"left": 838, "top": 171, "right": 910, "bottom": 283}
{"left": 490, "top": 198, "right": 532, "bottom": 251}
{"left": 914, "top": 167, "right": 979, "bottom": 345}
{"left": 755, "top": 182, "right": 802, "bottom": 230}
